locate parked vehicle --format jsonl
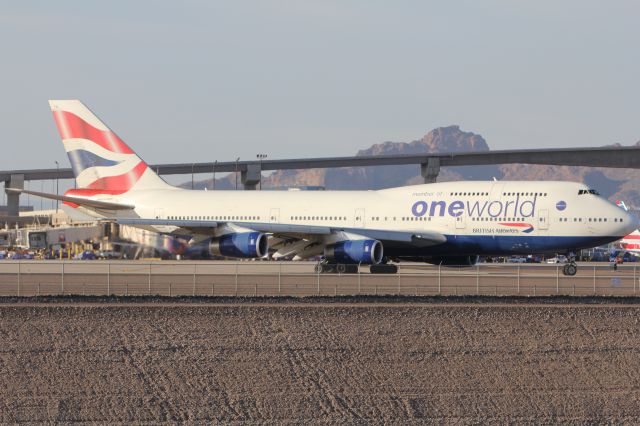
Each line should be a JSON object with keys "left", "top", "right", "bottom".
{"left": 507, "top": 256, "right": 527, "bottom": 263}
{"left": 46, "top": 250, "right": 70, "bottom": 259}
{"left": 74, "top": 250, "right": 96, "bottom": 260}
{"left": 98, "top": 250, "right": 119, "bottom": 259}
{"left": 546, "top": 255, "right": 568, "bottom": 264}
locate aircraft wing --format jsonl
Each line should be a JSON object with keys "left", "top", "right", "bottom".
{"left": 5, "top": 188, "right": 134, "bottom": 211}
{"left": 12, "top": 188, "right": 446, "bottom": 248}
{"left": 108, "top": 218, "right": 446, "bottom": 247}
{"left": 241, "top": 222, "right": 447, "bottom": 247}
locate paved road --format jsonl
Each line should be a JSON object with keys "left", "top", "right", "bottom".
{"left": 0, "top": 260, "right": 637, "bottom": 297}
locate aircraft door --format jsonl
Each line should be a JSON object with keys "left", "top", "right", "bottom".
{"left": 490, "top": 183, "right": 505, "bottom": 202}
{"left": 489, "top": 183, "right": 505, "bottom": 240}
{"left": 269, "top": 208, "right": 280, "bottom": 223}
{"left": 538, "top": 209, "right": 549, "bottom": 230}
{"left": 154, "top": 208, "right": 164, "bottom": 219}
{"left": 455, "top": 214, "right": 466, "bottom": 229}
{"left": 354, "top": 208, "right": 365, "bottom": 227}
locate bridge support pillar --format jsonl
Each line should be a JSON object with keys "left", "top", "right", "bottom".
{"left": 4, "top": 174, "right": 24, "bottom": 226}
{"left": 241, "top": 163, "right": 261, "bottom": 190}
{"left": 421, "top": 157, "right": 440, "bottom": 183}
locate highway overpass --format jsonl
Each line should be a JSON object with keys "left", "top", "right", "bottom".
{"left": 2, "top": 145, "right": 640, "bottom": 223}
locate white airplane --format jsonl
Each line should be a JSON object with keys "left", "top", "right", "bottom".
{"left": 9, "top": 100, "right": 639, "bottom": 276}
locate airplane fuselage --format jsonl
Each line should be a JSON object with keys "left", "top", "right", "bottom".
{"left": 109, "top": 180, "right": 635, "bottom": 257}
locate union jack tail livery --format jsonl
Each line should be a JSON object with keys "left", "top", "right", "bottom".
{"left": 49, "top": 100, "right": 170, "bottom": 198}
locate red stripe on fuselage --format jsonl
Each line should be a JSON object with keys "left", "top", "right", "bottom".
{"left": 499, "top": 222, "right": 530, "bottom": 227}
{"left": 52, "top": 110, "right": 133, "bottom": 154}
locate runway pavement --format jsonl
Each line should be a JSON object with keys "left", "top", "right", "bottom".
{"left": 0, "top": 260, "right": 638, "bottom": 297}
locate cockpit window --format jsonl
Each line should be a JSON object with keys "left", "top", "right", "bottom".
{"left": 578, "top": 189, "right": 600, "bottom": 195}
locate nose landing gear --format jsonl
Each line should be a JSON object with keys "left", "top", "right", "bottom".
{"left": 562, "top": 253, "right": 577, "bottom": 276}
{"left": 562, "top": 262, "right": 577, "bottom": 276}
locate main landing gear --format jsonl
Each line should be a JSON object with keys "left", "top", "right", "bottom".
{"left": 314, "top": 260, "right": 399, "bottom": 274}
{"left": 314, "top": 262, "right": 359, "bottom": 274}
{"left": 370, "top": 264, "right": 398, "bottom": 274}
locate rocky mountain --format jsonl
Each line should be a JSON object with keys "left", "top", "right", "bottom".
{"left": 187, "top": 128, "right": 640, "bottom": 207}
{"left": 263, "top": 126, "right": 502, "bottom": 190}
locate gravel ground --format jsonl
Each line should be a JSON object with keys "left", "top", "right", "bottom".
{"left": 1, "top": 297, "right": 639, "bottom": 423}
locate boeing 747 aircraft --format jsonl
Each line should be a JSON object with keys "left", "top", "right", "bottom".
{"left": 9, "top": 100, "right": 639, "bottom": 275}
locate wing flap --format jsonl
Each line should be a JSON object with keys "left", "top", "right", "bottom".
{"left": 113, "top": 218, "right": 219, "bottom": 235}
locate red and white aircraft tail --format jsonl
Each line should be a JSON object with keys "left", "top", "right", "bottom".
{"left": 7, "top": 100, "right": 174, "bottom": 212}
{"left": 615, "top": 200, "right": 640, "bottom": 253}
{"left": 49, "top": 100, "right": 171, "bottom": 197}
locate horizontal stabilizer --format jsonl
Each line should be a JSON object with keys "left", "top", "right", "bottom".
{"left": 5, "top": 188, "right": 134, "bottom": 211}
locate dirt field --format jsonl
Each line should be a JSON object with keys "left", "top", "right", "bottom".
{"left": 1, "top": 297, "right": 639, "bottom": 423}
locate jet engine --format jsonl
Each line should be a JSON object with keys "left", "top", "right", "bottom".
{"left": 324, "top": 239, "right": 383, "bottom": 264}
{"left": 209, "top": 232, "right": 268, "bottom": 258}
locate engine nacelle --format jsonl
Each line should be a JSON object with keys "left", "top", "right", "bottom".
{"left": 427, "top": 255, "right": 480, "bottom": 267}
{"left": 324, "top": 239, "right": 383, "bottom": 264}
{"left": 209, "top": 232, "right": 268, "bottom": 258}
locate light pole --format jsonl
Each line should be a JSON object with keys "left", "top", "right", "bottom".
{"left": 54, "top": 160, "right": 59, "bottom": 213}
{"left": 212, "top": 161, "right": 217, "bottom": 190}
{"left": 235, "top": 157, "right": 240, "bottom": 190}
{"left": 256, "top": 154, "right": 267, "bottom": 190}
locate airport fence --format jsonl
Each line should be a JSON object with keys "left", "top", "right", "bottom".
{"left": 0, "top": 261, "right": 638, "bottom": 298}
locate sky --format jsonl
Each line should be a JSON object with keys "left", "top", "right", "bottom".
{"left": 0, "top": 0, "right": 638, "bottom": 173}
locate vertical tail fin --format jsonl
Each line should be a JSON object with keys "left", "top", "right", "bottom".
{"left": 616, "top": 200, "right": 629, "bottom": 211}
{"left": 49, "top": 100, "right": 171, "bottom": 196}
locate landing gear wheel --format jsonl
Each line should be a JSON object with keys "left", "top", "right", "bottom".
{"left": 563, "top": 263, "right": 577, "bottom": 276}
{"left": 370, "top": 264, "right": 398, "bottom": 274}
{"left": 315, "top": 263, "right": 337, "bottom": 273}
{"left": 323, "top": 264, "right": 336, "bottom": 273}
{"left": 345, "top": 264, "right": 359, "bottom": 274}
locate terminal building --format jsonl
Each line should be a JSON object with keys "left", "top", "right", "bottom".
{"left": 0, "top": 207, "right": 178, "bottom": 259}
